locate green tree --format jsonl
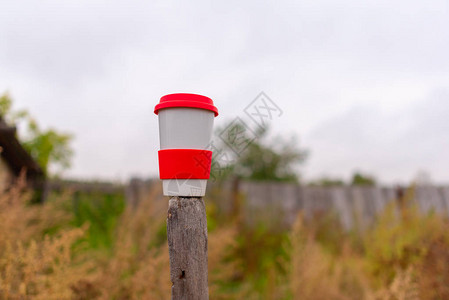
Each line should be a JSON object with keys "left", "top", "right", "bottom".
{"left": 0, "top": 92, "right": 73, "bottom": 175}
{"left": 351, "top": 172, "right": 376, "bottom": 186}
{"left": 308, "top": 177, "right": 345, "bottom": 187}
{"left": 213, "top": 121, "right": 307, "bottom": 183}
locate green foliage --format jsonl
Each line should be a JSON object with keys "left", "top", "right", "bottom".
{"left": 308, "top": 177, "right": 345, "bottom": 186}
{"left": 214, "top": 121, "right": 307, "bottom": 183}
{"left": 22, "top": 124, "right": 73, "bottom": 175}
{"left": 234, "top": 224, "right": 290, "bottom": 297}
{"left": 0, "top": 93, "right": 12, "bottom": 116}
{"left": 0, "top": 92, "right": 73, "bottom": 175}
{"left": 206, "top": 202, "right": 219, "bottom": 232}
{"left": 71, "top": 192, "right": 125, "bottom": 250}
{"left": 351, "top": 172, "right": 376, "bottom": 186}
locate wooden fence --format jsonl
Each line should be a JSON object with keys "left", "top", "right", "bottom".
{"left": 232, "top": 182, "right": 449, "bottom": 229}
{"left": 51, "top": 178, "right": 449, "bottom": 231}
{"left": 128, "top": 179, "right": 449, "bottom": 230}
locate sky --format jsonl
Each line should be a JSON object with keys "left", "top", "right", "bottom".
{"left": 0, "top": 0, "right": 448, "bottom": 184}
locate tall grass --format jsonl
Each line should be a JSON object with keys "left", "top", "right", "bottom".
{"left": 1, "top": 182, "right": 449, "bottom": 299}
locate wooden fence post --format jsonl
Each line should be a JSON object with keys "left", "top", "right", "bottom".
{"left": 167, "top": 196, "right": 209, "bottom": 300}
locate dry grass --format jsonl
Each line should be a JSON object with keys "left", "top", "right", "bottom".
{"left": 0, "top": 177, "right": 85, "bottom": 299}
{"left": 1, "top": 182, "right": 449, "bottom": 299}
{"left": 286, "top": 187, "right": 449, "bottom": 300}
{"left": 289, "top": 214, "right": 369, "bottom": 300}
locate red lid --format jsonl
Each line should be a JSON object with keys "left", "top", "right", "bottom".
{"left": 154, "top": 93, "right": 218, "bottom": 117}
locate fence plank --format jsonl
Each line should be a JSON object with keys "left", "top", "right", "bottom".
{"left": 349, "top": 187, "right": 372, "bottom": 230}
{"left": 440, "top": 187, "right": 449, "bottom": 217}
{"left": 330, "top": 187, "right": 353, "bottom": 231}
{"left": 415, "top": 186, "right": 445, "bottom": 215}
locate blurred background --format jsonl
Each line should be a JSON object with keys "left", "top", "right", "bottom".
{"left": 1, "top": 1, "right": 448, "bottom": 299}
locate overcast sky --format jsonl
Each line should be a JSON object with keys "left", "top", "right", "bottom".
{"left": 1, "top": 0, "right": 448, "bottom": 184}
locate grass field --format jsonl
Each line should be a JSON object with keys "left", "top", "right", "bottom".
{"left": 1, "top": 182, "right": 448, "bottom": 299}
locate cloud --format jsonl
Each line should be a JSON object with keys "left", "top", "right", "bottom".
{"left": 305, "top": 88, "right": 449, "bottom": 183}
{"left": 0, "top": 0, "right": 448, "bottom": 181}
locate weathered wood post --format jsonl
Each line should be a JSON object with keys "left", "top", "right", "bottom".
{"left": 167, "top": 197, "right": 208, "bottom": 299}
{"left": 154, "top": 93, "right": 219, "bottom": 300}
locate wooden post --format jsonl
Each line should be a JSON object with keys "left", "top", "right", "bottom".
{"left": 167, "top": 196, "right": 209, "bottom": 300}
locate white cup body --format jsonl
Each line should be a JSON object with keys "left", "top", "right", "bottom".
{"left": 158, "top": 107, "right": 214, "bottom": 196}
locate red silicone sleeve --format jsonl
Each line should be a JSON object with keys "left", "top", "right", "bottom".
{"left": 158, "top": 149, "right": 212, "bottom": 179}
